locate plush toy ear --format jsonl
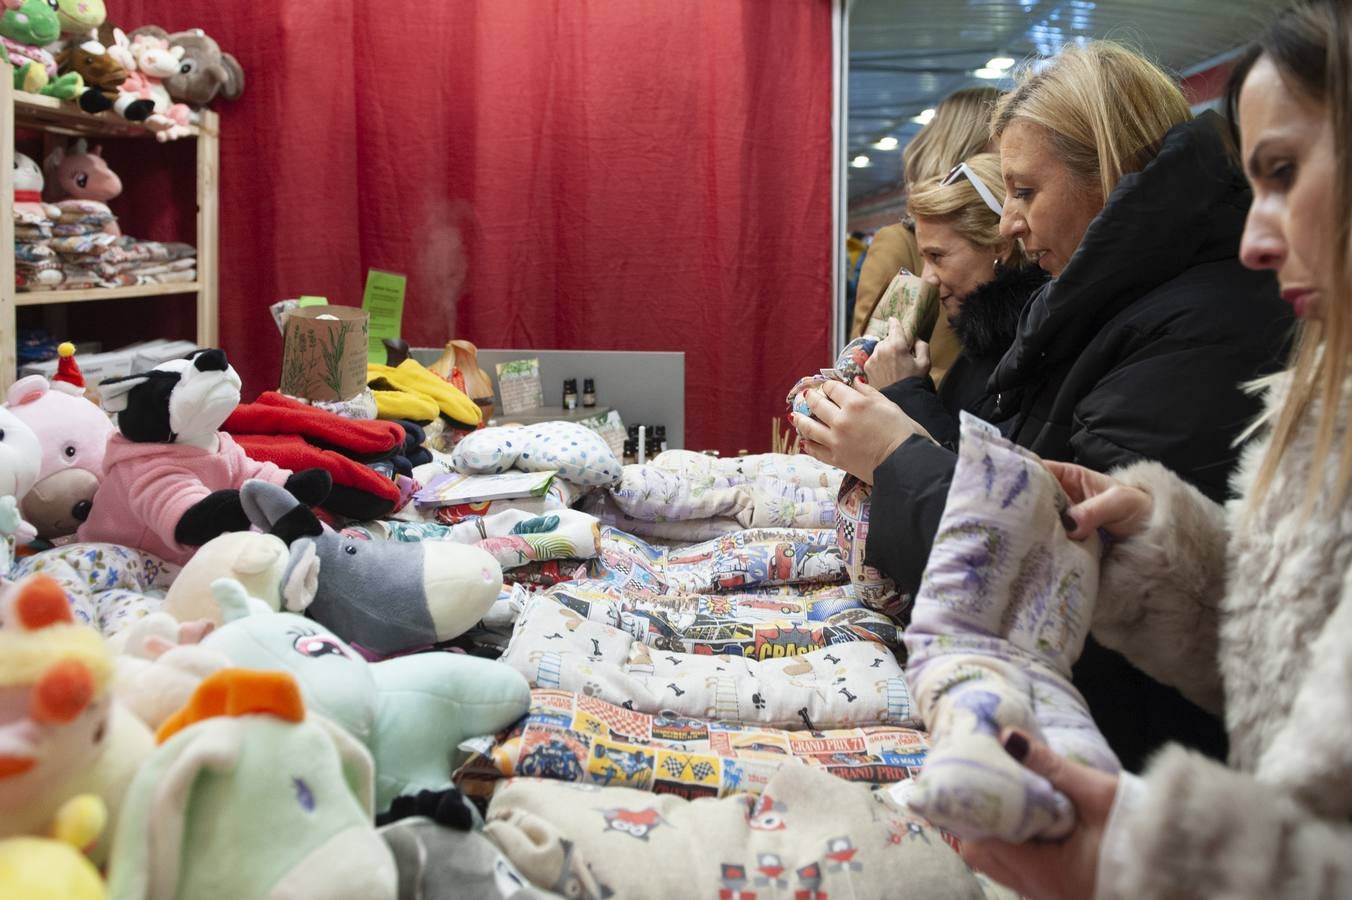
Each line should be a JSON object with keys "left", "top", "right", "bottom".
{"left": 97, "top": 371, "right": 154, "bottom": 414}
{"left": 219, "top": 52, "right": 244, "bottom": 99}
{"left": 239, "top": 479, "right": 321, "bottom": 542}
{"left": 101, "top": 370, "right": 178, "bottom": 441}
{"left": 7, "top": 373, "right": 48, "bottom": 407}
{"left": 210, "top": 578, "right": 253, "bottom": 623}
{"left": 128, "top": 24, "right": 169, "bottom": 42}
{"left": 281, "top": 539, "right": 320, "bottom": 613}
{"left": 310, "top": 713, "right": 378, "bottom": 817}
{"left": 43, "top": 145, "right": 65, "bottom": 171}
{"left": 105, "top": 719, "right": 245, "bottom": 900}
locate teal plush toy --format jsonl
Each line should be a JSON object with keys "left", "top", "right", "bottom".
{"left": 106, "top": 668, "right": 398, "bottom": 900}
{"left": 199, "top": 578, "right": 531, "bottom": 812}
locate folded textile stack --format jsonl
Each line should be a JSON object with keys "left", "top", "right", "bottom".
{"left": 41, "top": 229, "right": 197, "bottom": 291}
{"left": 12, "top": 153, "right": 64, "bottom": 289}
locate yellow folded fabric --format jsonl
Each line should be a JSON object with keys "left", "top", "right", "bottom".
{"left": 369, "top": 385, "right": 440, "bottom": 423}
{"left": 367, "top": 359, "right": 483, "bottom": 426}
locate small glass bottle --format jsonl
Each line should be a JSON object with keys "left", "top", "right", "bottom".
{"left": 562, "top": 378, "right": 578, "bottom": 410}
{"left": 583, "top": 378, "right": 596, "bottom": 408}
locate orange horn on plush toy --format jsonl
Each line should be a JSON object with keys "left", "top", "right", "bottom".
{"left": 156, "top": 668, "right": 305, "bottom": 744}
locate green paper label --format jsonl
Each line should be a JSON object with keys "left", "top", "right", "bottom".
{"left": 297, "top": 296, "right": 329, "bottom": 307}
{"left": 362, "top": 269, "right": 406, "bottom": 365}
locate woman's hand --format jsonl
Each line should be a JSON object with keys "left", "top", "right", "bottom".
{"left": 863, "top": 317, "right": 930, "bottom": 389}
{"left": 794, "top": 379, "right": 932, "bottom": 483}
{"left": 962, "top": 728, "right": 1119, "bottom": 900}
{"left": 1043, "top": 460, "right": 1153, "bottom": 541}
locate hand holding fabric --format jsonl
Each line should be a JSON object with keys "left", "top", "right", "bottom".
{"left": 1043, "top": 460, "right": 1153, "bottom": 541}
{"left": 863, "top": 317, "right": 930, "bottom": 389}
{"left": 961, "top": 727, "right": 1117, "bottom": 900}
{"left": 795, "top": 379, "right": 932, "bottom": 483}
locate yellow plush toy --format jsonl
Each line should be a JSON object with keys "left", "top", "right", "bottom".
{"left": 0, "top": 793, "right": 107, "bottom": 900}
{"left": 0, "top": 575, "right": 153, "bottom": 864}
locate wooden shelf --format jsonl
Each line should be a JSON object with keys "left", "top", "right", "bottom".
{"left": 11, "top": 90, "right": 211, "bottom": 139}
{"left": 1, "top": 75, "right": 219, "bottom": 391}
{"left": 15, "top": 282, "right": 200, "bottom": 307}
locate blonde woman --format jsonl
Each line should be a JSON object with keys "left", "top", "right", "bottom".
{"left": 963, "top": 2, "right": 1352, "bottom": 896}
{"left": 851, "top": 86, "right": 1004, "bottom": 380}
{"left": 798, "top": 41, "right": 1291, "bottom": 771}
{"left": 865, "top": 152, "right": 1045, "bottom": 448}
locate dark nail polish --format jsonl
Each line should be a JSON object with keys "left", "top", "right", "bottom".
{"left": 1004, "top": 731, "right": 1030, "bottom": 762}
{"left": 1060, "top": 511, "right": 1077, "bottom": 533}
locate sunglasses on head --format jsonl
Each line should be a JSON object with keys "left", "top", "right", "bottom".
{"left": 941, "top": 162, "right": 1005, "bottom": 218}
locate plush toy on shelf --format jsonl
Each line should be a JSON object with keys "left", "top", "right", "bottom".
{"left": 239, "top": 478, "right": 505, "bottom": 656}
{"left": 11, "top": 152, "right": 65, "bottom": 289}
{"left": 5, "top": 346, "right": 116, "bottom": 540}
{"left": 106, "top": 668, "right": 399, "bottom": 900}
{"left": 0, "top": 794, "right": 108, "bottom": 900}
{"left": 42, "top": 139, "right": 121, "bottom": 204}
{"left": 0, "top": 575, "right": 154, "bottom": 865}
{"left": 42, "top": 139, "right": 122, "bottom": 237}
{"left": 54, "top": 0, "right": 106, "bottom": 43}
{"left": 0, "top": 0, "right": 82, "bottom": 98}
{"left": 188, "top": 578, "right": 530, "bottom": 812}
{"left": 57, "top": 38, "right": 129, "bottom": 116}
{"left": 105, "top": 28, "right": 194, "bottom": 141}
{"left": 129, "top": 25, "right": 243, "bottom": 109}
{"left": 76, "top": 348, "right": 333, "bottom": 566}
{"left": 11, "top": 153, "right": 60, "bottom": 224}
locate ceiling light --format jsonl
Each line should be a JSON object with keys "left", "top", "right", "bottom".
{"left": 851, "top": 155, "right": 872, "bottom": 168}
{"left": 911, "top": 108, "right": 936, "bottom": 125}
{"left": 986, "top": 56, "right": 1016, "bottom": 70}
{"left": 873, "top": 136, "right": 898, "bottom": 150}
{"left": 973, "top": 67, "right": 1006, "bottom": 79}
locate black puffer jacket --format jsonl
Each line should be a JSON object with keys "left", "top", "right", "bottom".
{"left": 882, "top": 264, "right": 1049, "bottom": 449}
{"left": 866, "top": 111, "right": 1293, "bottom": 771}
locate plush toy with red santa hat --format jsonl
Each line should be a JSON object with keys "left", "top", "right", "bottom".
{"left": 6, "top": 343, "right": 116, "bottom": 540}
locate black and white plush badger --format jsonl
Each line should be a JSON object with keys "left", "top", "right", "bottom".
{"left": 76, "top": 348, "right": 330, "bottom": 559}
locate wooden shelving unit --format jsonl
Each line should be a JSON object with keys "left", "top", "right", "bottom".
{"left": 0, "top": 79, "right": 218, "bottom": 391}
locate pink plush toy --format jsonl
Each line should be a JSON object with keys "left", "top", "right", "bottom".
{"left": 42, "top": 138, "right": 121, "bottom": 202}
{"left": 6, "top": 346, "right": 115, "bottom": 540}
{"left": 113, "top": 29, "right": 193, "bottom": 142}
{"left": 42, "top": 139, "right": 121, "bottom": 237}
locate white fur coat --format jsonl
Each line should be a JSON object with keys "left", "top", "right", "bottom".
{"left": 1089, "top": 374, "right": 1352, "bottom": 898}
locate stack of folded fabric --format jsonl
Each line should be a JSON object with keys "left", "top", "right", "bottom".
{"left": 13, "top": 201, "right": 64, "bottom": 290}
{"left": 43, "top": 206, "right": 197, "bottom": 291}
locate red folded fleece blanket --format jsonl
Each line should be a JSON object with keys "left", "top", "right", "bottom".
{"left": 224, "top": 392, "right": 406, "bottom": 520}
{"left": 224, "top": 392, "right": 405, "bottom": 460}
{"left": 233, "top": 434, "right": 399, "bottom": 520}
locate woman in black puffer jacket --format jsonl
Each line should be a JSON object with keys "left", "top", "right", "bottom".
{"left": 795, "top": 42, "right": 1293, "bottom": 773}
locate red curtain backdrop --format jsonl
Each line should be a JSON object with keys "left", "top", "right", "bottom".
{"left": 107, "top": 1, "right": 835, "bottom": 454}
